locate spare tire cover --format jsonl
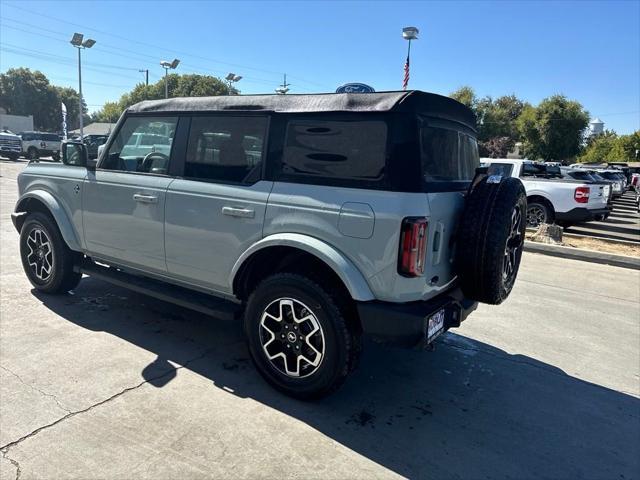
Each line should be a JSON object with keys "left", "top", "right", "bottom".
{"left": 455, "top": 176, "right": 527, "bottom": 305}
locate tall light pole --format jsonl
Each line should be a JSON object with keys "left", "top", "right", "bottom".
{"left": 225, "top": 73, "right": 242, "bottom": 95}
{"left": 160, "top": 59, "right": 180, "bottom": 98}
{"left": 70, "top": 33, "right": 96, "bottom": 139}
{"left": 402, "top": 26, "right": 419, "bottom": 90}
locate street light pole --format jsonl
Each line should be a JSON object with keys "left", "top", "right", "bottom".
{"left": 77, "top": 46, "right": 83, "bottom": 137}
{"left": 70, "top": 33, "right": 95, "bottom": 139}
{"left": 225, "top": 73, "right": 243, "bottom": 95}
{"left": 160, "top": 59, "right": 180, "bottom": 99}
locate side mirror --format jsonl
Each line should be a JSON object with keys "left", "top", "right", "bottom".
{"left": 62, "top": 141, "right": 88, "bottom": 167}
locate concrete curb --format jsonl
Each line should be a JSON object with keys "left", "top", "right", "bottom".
{"left": 523, "top": 241, "right": 640, "bottom": 270}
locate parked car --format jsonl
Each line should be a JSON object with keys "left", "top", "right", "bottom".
{"left": 19, "top": 131, "right": 62, "bottom": 161}
{"left": 482, "top": 159, "right": 610, "bottom": 228}
{"left": 82, "top": 134, "right": 109, "bottom": 160}
{"left": 12, "top": 91, "right": 527, "bottom": 399}
{"left": 0, "top": 129, "right": 22, "bottom": 161}
{"left": 595, "top": 170, "right": 627, "bottom": 198}
{"left": 560, "top": 167, "right": 612, "bottom": 210}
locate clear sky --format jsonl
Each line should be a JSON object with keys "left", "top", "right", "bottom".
{"left": 1, "top": 0, "right": 638, "bottom": 133}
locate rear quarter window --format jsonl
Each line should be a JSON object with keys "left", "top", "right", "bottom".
{"left": 420, "top": 126, "right": 478, "bottom": 183}
{"left": 281, "top": 120, "right": 387, "bottom": 184}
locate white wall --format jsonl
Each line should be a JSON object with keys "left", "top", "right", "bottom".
{"left": 0, "top": 114, "right": 34, "bottom": 133}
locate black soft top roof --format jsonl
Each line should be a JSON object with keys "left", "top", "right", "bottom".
{"left": 127, "top": 90, "right": 476, "bottom": 130}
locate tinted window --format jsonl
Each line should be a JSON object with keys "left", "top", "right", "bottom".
{"left": 282, "top": 120, "right": 387, "bottom": 181}
{"left": 521, "top": 163, "right": 547, "bottom": 177}
{"left": 486, "top": 163, "right": 514, "bottom": 177}
{"left": 101, "top": 116, "right": 177, "bottom": 174}
{"left": 184, "top": 116, "right": 267, "bottom": 184}
{"left": 421, "top": 127, "right": 478, "bottom": 182}
{"left": 566, "top": 170, "right": 592, "bottom": 181}
{"left": 44, "top": 134, "right": 59, "bottom": 141}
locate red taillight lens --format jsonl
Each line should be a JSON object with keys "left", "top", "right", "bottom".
{"left": 574, "top": 186, "right": 590, "bottom": 203}
{"left": 398, "top": 217, "right": 428, "bottom": 277}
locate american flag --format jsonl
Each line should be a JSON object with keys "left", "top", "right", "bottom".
{"left": 402, "top": 54, "right": 410, "bottom": 90}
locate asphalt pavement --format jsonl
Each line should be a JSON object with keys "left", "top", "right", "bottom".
{"left": 1, "top": 159, "right": 639, "bottom": 479}
{"left": 565, "top": 190, "right": 640, "bottom": 243}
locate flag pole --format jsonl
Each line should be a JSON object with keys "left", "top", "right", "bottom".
{"left": 402, "top": 26, "right": 419, "bottom": 90}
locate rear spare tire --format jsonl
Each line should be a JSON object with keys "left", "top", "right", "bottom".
{"left": 456, "top": 176, "right": 527, "bottom": 305}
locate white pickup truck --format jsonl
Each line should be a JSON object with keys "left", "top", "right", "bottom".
{"left": 481, "top": 159, "right": 611, "bottom": 228}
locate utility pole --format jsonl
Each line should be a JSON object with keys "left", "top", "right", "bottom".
{"left": 139, "top": 69, "right": 149, "bottom": 86}
{"left": 275, "top": 73, "right": 290, "bottom": 94}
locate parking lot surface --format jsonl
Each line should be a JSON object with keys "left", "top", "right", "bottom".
{"left": 1, "top": 160, "right": 639, "bottom": 479}
{"left": 566, "top": 191, "right": 640, "bottom": 243}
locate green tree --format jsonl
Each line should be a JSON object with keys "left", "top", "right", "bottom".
{"left": 577, "top": 130, "right": 618, "bottom": 162}
{"left": 579, "top": 130, "right": 640, "bottom": 162}
{"left": 55, "top": 86, "right": 88, "bottom": 131}
{"left": 0, "top": 68, "right": 59, "bottom": 130}
{"left": 91, "top": 101, "right": 122, "bottom": 123}
{"left": 93, "top": 73, "right": 234, "bottom": 122}
{"left": 449, "top": 85, "right": 477, "bottom": 111}
{"left": 611, "top": 131, "right": 640, "bottom": 161}
{"left": 517, "top": 95, "right": 589, "bottom": 161}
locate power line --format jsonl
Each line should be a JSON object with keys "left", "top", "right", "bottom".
{"left": 0, "top": 19, "right": 314, "bottom": 91}
{"left": 0, "top": 45, "right": 146, "bottom": 82}
{"left": 1, "top": 3, "right": 332, "bottom": 90}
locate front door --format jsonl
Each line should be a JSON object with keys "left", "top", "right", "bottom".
{"left": 164, "top": 115, "right": 271, "bottom": 293}
{"left": 82, "top": 115, "right": 179, "bottom": 273}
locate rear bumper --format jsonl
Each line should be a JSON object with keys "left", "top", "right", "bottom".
{"left": 356, "top": 286, "right": 478, "bottom": 348}
{"left": 556, "top": 207, "right": 611, "bottom": 223}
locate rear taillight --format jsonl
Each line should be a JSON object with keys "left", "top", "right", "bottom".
{"left": 398, "top": 217, "right": 428, "bottom": 277}
{"left": 574, "top": 186, "right": 590, "bottom": 203}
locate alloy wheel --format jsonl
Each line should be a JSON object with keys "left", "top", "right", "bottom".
{"left": 26, "top": 227, "right": 54, "bottom": 281}
{"left": 526, "top": 204, "right": 546, "bottom": 228}
{"left": 503, "top": 206, "right": 523, "bottom": 284}
{"left": 259, "top": 297, "right": 325, "bottom": 378}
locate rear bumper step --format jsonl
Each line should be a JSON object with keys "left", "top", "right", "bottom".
{"left": 356, "top": 287, "right": 478, "bottom": 348}
{"left": 76, "top": 258, "right": 240, "bottom": 321}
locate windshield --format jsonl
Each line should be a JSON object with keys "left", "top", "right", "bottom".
{"left": 420, "top": 126, "right": 478, "bottom": 183}
{"left": 566, "top": 170, "right": 594, "bottom": 181}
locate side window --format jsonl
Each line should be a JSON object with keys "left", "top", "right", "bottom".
{"left": 281, "top": 120, "right": 387, "bottom": 182}
{"left": 184, "top": 116, "right": 267, "bottom": 184}
{"left": 101, "top": 116, "right": 177, "bottom": 174}
{"left": 486, "top": 163, "right": 514, "bottom": 177}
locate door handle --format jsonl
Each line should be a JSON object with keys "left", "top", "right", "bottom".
{"left": 133, "top": 193, "right": 158, "bottom": 204}
{"left": 222, "top": 206, "right": 255, "bottom": 218}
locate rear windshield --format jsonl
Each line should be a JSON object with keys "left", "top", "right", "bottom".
{"left": 565, "top": 170, "right": 594, "bottom": 181}
{"left": 420, "top": 126, "right": 478, "bottom": 182}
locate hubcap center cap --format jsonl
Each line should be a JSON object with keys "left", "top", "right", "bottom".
{"left": 286, "top": 331, "right": 297, "bottom": 343}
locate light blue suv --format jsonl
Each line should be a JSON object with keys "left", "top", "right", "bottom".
{"left": 12, "top": 91, "right": 526, "bottom": 398}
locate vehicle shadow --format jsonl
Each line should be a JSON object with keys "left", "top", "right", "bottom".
{"left": 34, "top": 277, "right": 640, "bottom": 479}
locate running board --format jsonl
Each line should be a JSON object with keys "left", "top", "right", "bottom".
{"left": 76, "top": 259, "right": 240, "bottom": 321}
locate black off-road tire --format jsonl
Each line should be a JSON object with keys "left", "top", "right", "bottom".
{"left": 51, "top": 152, "right": 61, "bottom": 162}
{"left": 6, "top": 153, "right": 20, "bottom": 161}
{"left": 19, "top": 212, "right": 82, "bottom": 294}
{"left": 27, "top": 147, "right": 40, "bottom": 161}
{"left": 456, "top": 177, "right": 527, "bottom": 305}
{"left": 244, "top": 273, "right": 361, "bottom": 400}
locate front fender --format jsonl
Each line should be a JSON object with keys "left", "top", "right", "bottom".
{"left": 15, "top": 190, "right": 82, "bottom": 252}
{"left": 230, "top": 233, "right": 375, "bottom": 301}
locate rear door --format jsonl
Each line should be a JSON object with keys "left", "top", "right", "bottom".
{"left": 82, "top": 115, "right": 179, "bottom": 273}
{"left": 164, "top": 115, "right": 271, "bottom": 293}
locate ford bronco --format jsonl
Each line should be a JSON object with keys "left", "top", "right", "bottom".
{"left": 12, "top": 91, "right": 526, "bottom": 398}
